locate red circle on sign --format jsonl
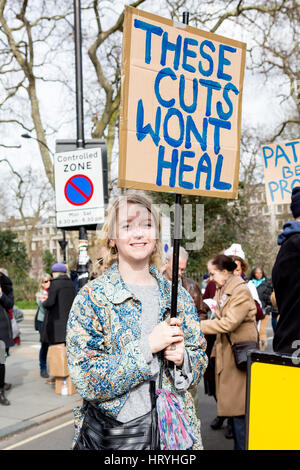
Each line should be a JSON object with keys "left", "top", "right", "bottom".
{"left": 64, "top": 174, "right": 94, "bottom": 206}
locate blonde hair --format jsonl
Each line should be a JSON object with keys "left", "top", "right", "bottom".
{"left": 38, "top": 273, "right": 51, "bottom": 291}
{"left": 99, "top": 192, "right": 162, "bottom": 269}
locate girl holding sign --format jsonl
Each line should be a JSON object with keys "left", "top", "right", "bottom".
{"left": 66, "top": 192, "right": 207, "bottom": 450}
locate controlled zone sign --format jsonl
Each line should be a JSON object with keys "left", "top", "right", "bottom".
{"left": 246, "top": 351, "right": 300, "bottom": 450}
{"left": 261, "top": 139, "right": 300, "bottom": 205}
{"left": 119, "top": 7, "right": 246, "bottom": 199}
{"left": 54, "top": 147, "right": 105, "bottom": 228}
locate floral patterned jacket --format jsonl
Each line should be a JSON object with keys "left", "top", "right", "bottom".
{"left": 66, "top": 263, "right": 207, "bottom": 449}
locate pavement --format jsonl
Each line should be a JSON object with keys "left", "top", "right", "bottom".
{"left": 0, "top": 310, "right": 82, "bottom": 441}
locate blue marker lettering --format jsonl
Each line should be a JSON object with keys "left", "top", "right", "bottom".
{"left": 160, "top": 32, "right": 182, "bottom": 70}
{"left": 275, "top": 144, "right": 291, "bottom": 167}
{"left": 133, "top": 20, "right": 163, "bottom": 64}
{"left": 279, "top": 179, "right": 291, "bottom": 199}
{"left": 217, "top": 44, "right": 236, "bottom": 81}
{"left": 282, "top": 166, "right": 293, "bottom": 179}
{"left": 154, "top": 67, "right": 177, "bottom": 108}
{"left": 136, "top": 99, "right": 161, "bottom": 146}
{"left": 262, "top": 146, "right": 274, "bottom": 169}
{"left": 213, "top": 154, "right": 232, "bottom": 190}
{"left": 179, "top": 75, "right": 198, "bottom": 113}
{"left": 156, "top": 145, "right": 178, "bottom": 187}
{"left": 198, "top": 40, "right": 215, "bottom": 77}
{"left": 182, "top": 37, "right": 198, "bottom": 73}
{"left": 179, "top": 151, "right": 195, "bottom": 189}
{"left": 185, "top": 116, "right": 207, "bottom": 151}
{"left": 216, "top": 82, "right": 239, "bottom": 120}
{"left": 199, "top": 79, "right": 221, "bottom": 117}
{"left": 208, "top": 117, "right": 231, "bottom": 155}
{"left": 195, "top": 152, "right": 211, "bottom": 190}
{"left": 163, "top": 108, "right": 184, "bottom": 148}
{"left": 291, "top": 179, "right": 300, "bottom": 191}
{"left": 285, "top": 141, "right": 300, "bottom": 163}
{"left": 268, "top": 181, "right": 279, "bottom": 202}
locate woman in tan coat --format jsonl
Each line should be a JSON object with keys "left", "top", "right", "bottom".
{"left": 200, "top": 254, "right": 258, "bottom": 450}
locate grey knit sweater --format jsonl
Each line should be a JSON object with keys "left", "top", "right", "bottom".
{"left": 117, "top": 282, "right": 192, "bottom": 423}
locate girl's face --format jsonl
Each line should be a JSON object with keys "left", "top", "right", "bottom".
{"left": 111, "top": 203, "right": 157, "bottom": 266}
{"left": 255, "top": 268, "right": 263, "bottom": 280}
{"left": 234, "top": 260, "right": 242, "bottom": 276}
{"left": 42, "top": 278, "right": 51, "bottom": 288}
{"left": 207, "top": 261, "right": 230, "bottom": 288}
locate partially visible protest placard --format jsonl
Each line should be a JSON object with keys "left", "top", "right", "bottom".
{"left": 119, "top": 7, "right": 246, "bottom": 199}
{"left": 261, "top": 139, "right": 300, "bottom": 205}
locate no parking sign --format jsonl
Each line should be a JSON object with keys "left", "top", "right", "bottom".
{"left": 64, "top": 174, "right": 94, "bottom": 206}
{"left": 54, "top": 147, "right": 105, "bottom": 228}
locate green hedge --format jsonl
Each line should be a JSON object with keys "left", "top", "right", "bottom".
{"left": 15, "top": 300, "right": 37, "bottom": 309}
{"left": 12, "top": 277, "right": 38, "bottom": 302}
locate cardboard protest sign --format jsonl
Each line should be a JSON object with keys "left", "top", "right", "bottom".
{"left": 119, "top": 7, "right": 246, "bottom": 199}
{"left": 261, "top": 139, "right": 300, "bottom": 205}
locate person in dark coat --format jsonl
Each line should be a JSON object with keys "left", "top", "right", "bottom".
{"left": 202, "top": 279, "right": 217, "bottom": 400}
{"left": 42, "top": 263, "right": 76, "bottom": 346}
{"left": 272, "top": 186, "right": 300, "bottom": 355}
{"left": 0, "top": 271, "right": 14, "bottom": 406}
{"left": 250, "top": 266, "right": 274, "bottom": 349}
{"left": 250, "top": 267, "right": 273, "bottom": 314}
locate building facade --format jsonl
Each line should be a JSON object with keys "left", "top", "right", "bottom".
{"left": 248, "top": 183, "right": 293, "bottom": 233}
{"left": 1, "top": 215, "right": 101, "bottom": 278}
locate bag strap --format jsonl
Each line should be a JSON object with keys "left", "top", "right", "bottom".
{"left": 150, "top": 381, "right": 157, "bottom": 408}
{"left": 152, "top": 307, "right": 170, "bottom": 393}
{"left": 150, "top": 350, "right": 163, "bottom": 403}
{"left": 226, "top": 321, "right": 260, "bottom": 347}
{"left": 225, "top": 333, "right": 233, "bottom": 346}
{"left": 158, "top": 351, "right": 164, "bottom": 389}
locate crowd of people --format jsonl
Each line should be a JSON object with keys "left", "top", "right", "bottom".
{"left": 1, "top": 186, "right": 300, "bottom": 451}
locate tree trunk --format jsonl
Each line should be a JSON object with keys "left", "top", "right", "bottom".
{"left": 27, "top": 77, "right": 54, "bottom": 187}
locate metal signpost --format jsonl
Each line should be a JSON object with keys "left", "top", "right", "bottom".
{"left": 58, "top": 230, "right": 68, "bottom": 264}
{"left": 73, "top": 0, "right": 88, "bottom": 288}
{"left": 53, "top": 0, "right": 107, "bottom": 289}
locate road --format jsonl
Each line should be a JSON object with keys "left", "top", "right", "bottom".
{"left": 0, "top": 314, "right": 274, "bottom": 451}
{"left": 0, "top": 412, "right": 74, "bottom": 450}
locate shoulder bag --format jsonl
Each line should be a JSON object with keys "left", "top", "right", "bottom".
{"left": 11, "top": 315, "right": 20, "bottom": 339}
{"left": 34, "top": 307, "right": 39, "bottom": 331}
{"left": 74, "top": 378, "right": 160, "bottom": 450}
{"left": 226, "top": 333, "right": 259, "bottom": 371}
{"left": 254, "top": 300, "right": 264, "bottom": 321}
